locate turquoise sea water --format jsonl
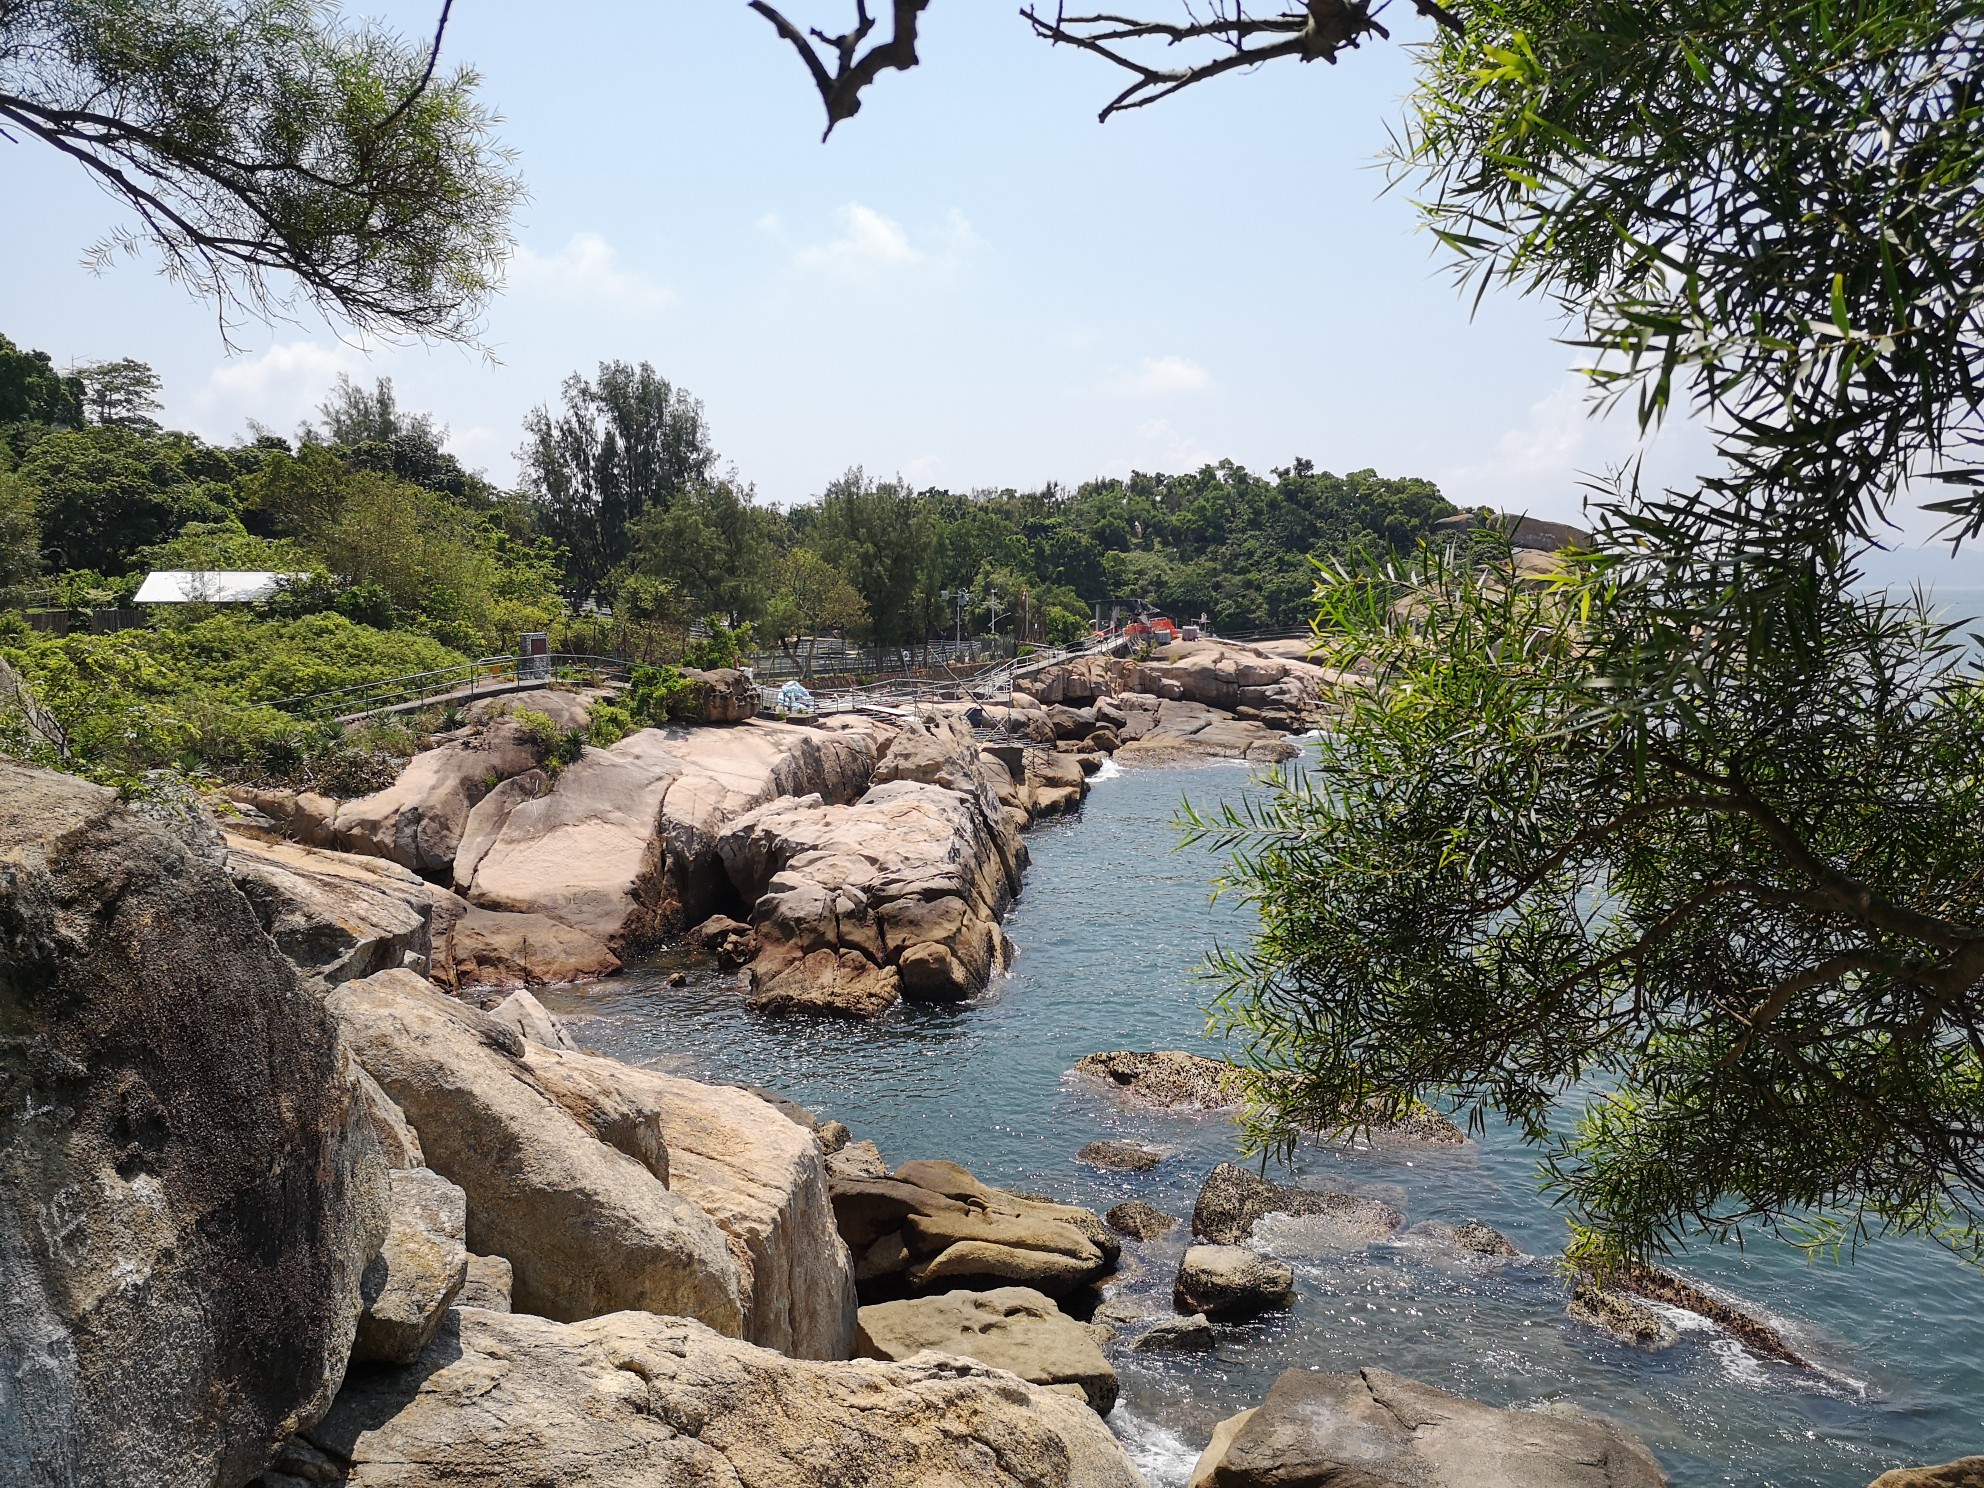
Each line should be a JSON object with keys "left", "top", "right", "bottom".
{"left": 544, "top": 760, "right": 1984, "bottom": 1488}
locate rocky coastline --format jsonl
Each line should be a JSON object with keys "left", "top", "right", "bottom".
{"left": 2, "top": 636, "right": 1958, "bottom": 1487}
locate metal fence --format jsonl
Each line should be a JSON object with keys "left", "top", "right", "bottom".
{"left": 271, "top": 653, "right": 630, "bottom": 723}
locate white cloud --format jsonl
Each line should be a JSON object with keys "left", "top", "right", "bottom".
{"left": 1131, "top": 417, "right": 1217, "bottom": 471}
{"left": 195, "top": 340, "right": 362, "bottom": 437}
{"left": 779, "top": 205, "right": 981, "bottom": 279}
{"left": 1103, "top": 355, "right": 1212, "bottom": 398}
{"left": 900, "top": 453, "right": 943, "bottom": 484}
{"left": 507, "top": 232, "right": 674, "bottom": 312}
{"left": 445, "top": 425, "right": 507, "bottom": 469}
{"left": 1439, "top": 376, "right": 1661, "bottom": 523}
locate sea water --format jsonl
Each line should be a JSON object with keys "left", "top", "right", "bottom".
{"left": 543, "top": 762, "right": 1984, "bottom": 1487}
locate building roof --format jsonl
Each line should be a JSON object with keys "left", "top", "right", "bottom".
{"left": 133, "top": 570, "right": 304, "bottom": 604}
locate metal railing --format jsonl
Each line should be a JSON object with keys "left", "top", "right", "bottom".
{"left": 271, "top": 652, "right": 631, "bottom": 723}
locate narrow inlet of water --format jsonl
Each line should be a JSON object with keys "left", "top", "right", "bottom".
{"left": 542, "top": 760, "right": 1984, "bottom": 1488}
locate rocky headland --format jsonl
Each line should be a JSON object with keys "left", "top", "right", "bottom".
{"left": 3, "top": 636, "right": 1932, "bottom": 1488}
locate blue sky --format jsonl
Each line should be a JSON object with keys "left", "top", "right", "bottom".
{"left": 5, "top": 0, "right": 1980, "bottom": 587}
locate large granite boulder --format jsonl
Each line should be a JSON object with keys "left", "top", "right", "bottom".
{"left": 1173, "top": 1245, "right": 1295, "bottom": 1320}
{"left": 832, "top": 1158, "right": 1116, "bottom": 1301}
{"left": 294, "top": 1308, "right": 1147, "bottom": 1487}
{"left": 0, "top": 764, "right": 390, "bottom": 1488}
{"left": 1112, "top": 695, "right": 1299, "bottom": 764}
{"left": 523, "top": 1044, "right": 858, "bottom": 1359}
{"left": 429, "top": 897, "right": 621, "bottom": 991}
{"left": 1188, "top": 1367, "right": 1665, "bottom": 1488}
{"left": 857, "top": 1286, "right": 1119, "bottom": 1414}
{"left": 454, "top": 718, "right": 887, "bottom": 951}
{"left": 681, "top": 667, "right": 760, "bottom": 724}
{"left": 332, "top": 717, "right": 545, "bottom": 876}
{"left": 720, "top": 773, "right": 1023, "bottom": 1016}
{"left": 224, "top": 832, "right": 438, "bottom": 984}
{"left": 352, "top": 1168, "right": 468, "bottom": 1365}
{"left": 1193, "top": 1162, "right": 1405, "bottom": 1247}
{"left": 328, "top": 969, "right": 744, "bottom": 1333}
{"left": 1871, "top": 1460, "right": 1984, "bottom": 1487}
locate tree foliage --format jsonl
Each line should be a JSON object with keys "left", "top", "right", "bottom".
{"left": 1195, "top": 546, "right": 1984, "bottom": 1259}
{"left": 0, "top": 0, "right": 521, "bottom": 340}
{"left": 517, "top": 361, "right": 717, "bottom": 602}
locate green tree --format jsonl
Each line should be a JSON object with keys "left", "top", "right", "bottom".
{"left": 16, "top": 426, "right": 222, "bottom": 573}
{"left": 626, "top": 478, "right": 775, "bottom": 624}
{"left": 810, "top": 469, "right": 936, "bottom": 644}
{"left": 72, "top": 358, "right": 164, "bottom": 431}
{"left": 0, "top": 469, "right": 43, "bottom": 601}
{"left": 0, "top": 333, "right": 83, "bottom": 426}
{"left": 1196, "top": 547, "right": 1984, "bottom": 1259}
{"left": 0, "top": 0, "right": 521, "bottom": 340}
{"left": 303, "top": 374, "right": 497, "bottom": 507}
{"left": 518, "top": 362, "right": 717, "bottom": 602}
{"left": 762, "top": 547, "right": 868, "bottom": 676}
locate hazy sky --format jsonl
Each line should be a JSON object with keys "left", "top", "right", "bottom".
{"left": 5, "top": 0, "right": 1979, "bottom": 585}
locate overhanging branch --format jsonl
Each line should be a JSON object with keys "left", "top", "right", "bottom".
{"left": 748, "top": 0, "right": 931, "bottom": 138}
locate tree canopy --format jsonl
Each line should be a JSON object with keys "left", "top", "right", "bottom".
{"left": 0, "top": 0, "right": 521, "bottom": 341}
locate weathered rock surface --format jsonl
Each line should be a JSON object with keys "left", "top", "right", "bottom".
{"left": 1107, "top": 1200, "right": 1180, "bottom": 1241}
{"left": 1194, "top": 1161, "right": 1405, "bottom": 1247}
{"left": 1113, "top": 695, "right": 1299, "bottom": 764}
{"left": 857, "top": 1286, "right": 1119, "bottom": 1413}
{"left": 1174, "top": 1245, "right": 1295, "bottom": 1320}
{"left": 455, "top": 718, "right": 887, "bottom": 951}
{"left": 225, "top": 832, "right": 437, "bottom": 984}
{"left": 0, "top": 764, "right": 390, "bottom": 1488}
{"left": 354, "top": 1063, "right": 424, "bottom": 1168}
{"left": 431, "top": 898, "right": 621, "bottom": 990}
{"left": 682, "top": 666, "right": 760, "bottom": 724}
{"left": 1871, "top": 1459, "right": 1984, "bottom": 1487}
{"left": 353, "top": 1168, "right": 468, "bottom": 1365}
{"left": 1074, "top": 1049, "right": 1239, "bottom": 1109}
{"left": 1079, "top": 1139, "right": 1164, "bottom": 1172}
{"left": 296, "top": 1308, "right": 1147, "bottom": 1487}
{"left": 459, "top": 1252, "right": 514, "bottom": 1312}
{"left": 332, "top": 717, "right": 545, "bottom": 876}
{"left": 1567, "top": 1281, "right": 1679, "bottom": 1350}
{"left": 725, "top": 781, "right": 1019, "bottom": 1015}
{"left": 1133, "top": 1314, "right": 1215, "bottom": 1352}
{"left": 1188, "top": 1367, "right": 1666, "bottom": 1488}
{"left": 483, "top": 986, "right": 580, "bottom": 1051}
{"left": 328, "top": 968, "right": 745, "bottom": 1332}
{"left": 1593, "top": 1261, "right": 1810, "bottom": 1367}
{"left": 832, "top": 1158, "right": 1116, "bottom": 1300}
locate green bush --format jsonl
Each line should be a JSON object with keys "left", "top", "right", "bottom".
{"left": 626, "top": 664, "right": 696, "bottom": 727}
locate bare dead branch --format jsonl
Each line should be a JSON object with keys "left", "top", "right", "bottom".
{"left": 748, "top": 0, "right": 932, "bottom": 139}
{"left": 1021, "top": 0, "right": 1462, "bottom": 121}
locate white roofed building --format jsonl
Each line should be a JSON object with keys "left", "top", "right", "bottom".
{"left": 132, "top": 570, "right": 305, "bottom": 604}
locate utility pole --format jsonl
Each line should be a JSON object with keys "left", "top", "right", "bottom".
{"left": 984, "top": 590, "right": 1004, "bottom": 656}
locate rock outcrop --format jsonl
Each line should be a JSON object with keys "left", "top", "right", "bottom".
{"left": 832, "top": 1158, "right": 1117, "bottom": 1300}
{"left": 225, "top": 832, "right": 438, "bottom": 984}
{"left": 454, "top": 718, "right": 887, "bottom": 951}
{"left": 525, "top": 1048, "right": 858, "bottom": 1359}
{"left": 719, "top": 714, "right": 1026, "bottom": 1017}
{"left": 856, "top": 1286, "right": 1119, "bottom": 1414}
{"left": 1106, "top": 1201, "right": 1180, "bottom": 1241}
{"left": 0, "top": 764, "right": 390, "bottom": 1488}
{"left": 1113, "top": 695, "right": 1300, "bottom": 764}
{"left": 353, "top": 1168, "right": 468, "bottom": 1365}
{"left": 328, "top": 969, "right": 745, "bottom": 1333}
{"left": 1078, "top": 1139, "right": 1164, "bottom": 1172}
{"left": 430, "top": 899, "right": 621, "bottom": 991}
{"left": 1871, "top": 1460, "right": 1984, "bottom": 1487}
{"left": 1187, "top": 1367, "right": 1666, "bottom": 1488}
{"left": 331, "top": 717, "right": 546, "bottom": 876}
{"left": 294, "top": 1308, "right": 1147, "bottom": 1487}
{"left": 1074, "top": 1049, "right": 1240, "bottom": 1109}
{"left": 1173, "top": 1246, "right": 1295, "bottom": 1320}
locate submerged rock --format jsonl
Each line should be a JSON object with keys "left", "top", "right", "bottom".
{"left": 1107, "top": 1200, "right": 1181, "bottom": 1241}
{"left": 1133, "top": 1314, "right": 1216, "bottom": 1352}
{"left": 1567, "top": 1281, "right": 1680, "bottom": 1350}
{"left": 856, "top": 1286, "right": 1119, "bottom": 1414}
{"left": 1174, "top": 1245, "right": 1296, "bottom": 1320}
{"left": 1073, "top": 1049, "right": 1239, "bottom": 1109}
{"left": 1079, "top": 1139, "right": 1165, "bottom": 1172}
{"left": 1601, "top": 1261, "right": 1811, "bottom": 1368}
{"left": 1192, "top": 1161, "right": 1405, "bottom": 1247}
{"left": 1188, "top": 1367, "right": 1666, "bottom": 1488}
{"left": 297, "top": 1309, "right": 1146, "bottom": 1487}
{"left": 0, "top": 764, "right": 390, "bottom": 1488}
